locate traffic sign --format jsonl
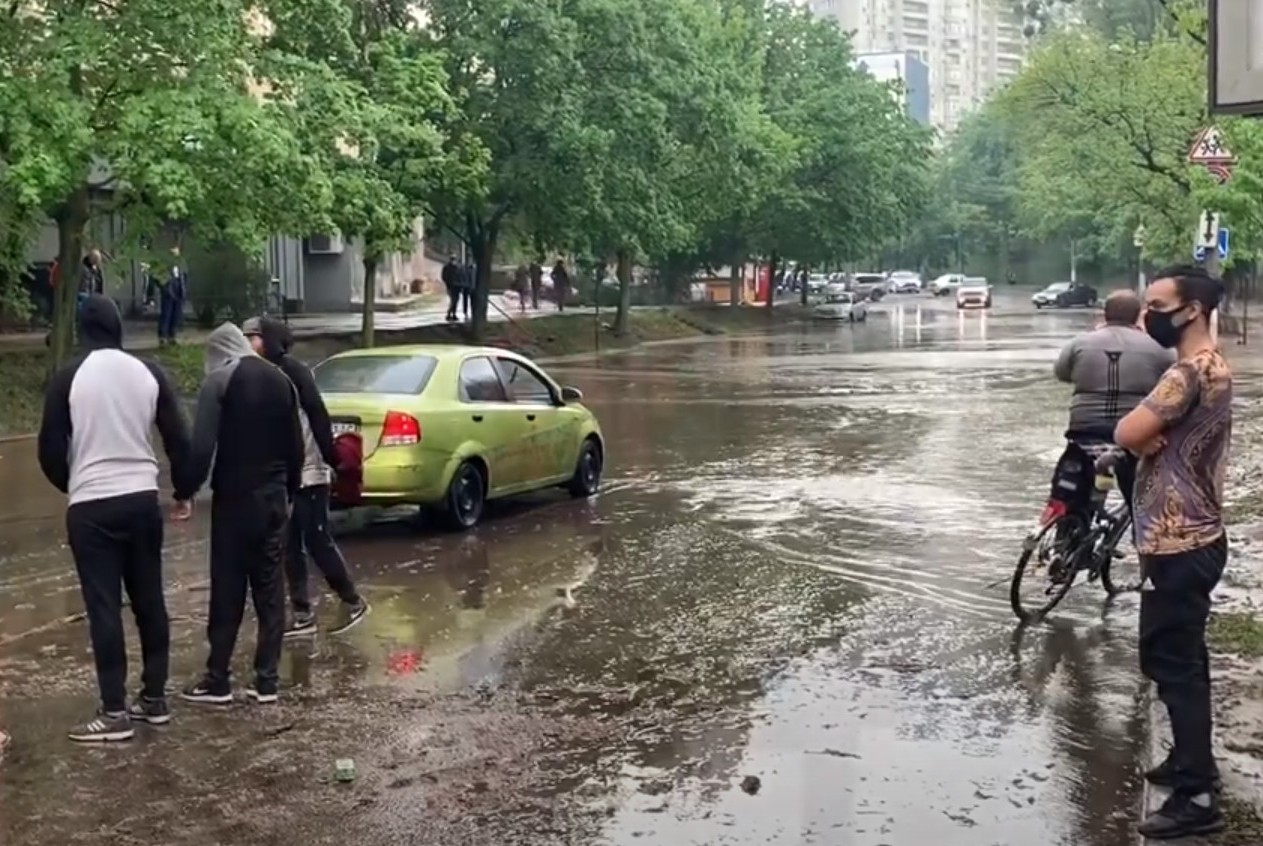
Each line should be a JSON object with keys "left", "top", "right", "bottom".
{"left": 1194, "top": 227, "right": 1231, "bottom": 263}
{"left": 1196, "top": 211, "right": 1221, "bottom": 248}
{"left": 1189, "top": 126, "right": 1236, "bottom": 163}
{"left": 1133, "top": 224, "right": 1147, "bottom": 248}
{"left": 1189, "top": 126, "right": 1236, "bottom": 183}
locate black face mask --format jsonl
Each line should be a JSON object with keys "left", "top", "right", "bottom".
{"left": 1144, "top": 305, "right": 1193, "bottom": 348}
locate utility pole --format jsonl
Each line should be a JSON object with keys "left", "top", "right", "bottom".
{"left": 1133, "top": 224, "right": 1146, "bottom": 294}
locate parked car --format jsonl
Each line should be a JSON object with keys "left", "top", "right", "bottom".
{"left": 929, "top": 273, "right": 965, "bottom": 296}
{"left": 956, "top": 280, "right": 992, "bottom": 309}
{"left": 806, "top": 273, "right": 830, "bottom": 294}
{"left": 886, "top": 270, "right": 923, "bottom": 293}
{"left": 1032, "top": 281, "right": 1098, "bottom": 309}
{"left": 850, "top": 272, "right": 888, "bottom": 301}
{"left": 813, "top": 285, "right": 869, "bottom": 322}
{"left": 315, "top": 345, "right": 605, "bottom": 530}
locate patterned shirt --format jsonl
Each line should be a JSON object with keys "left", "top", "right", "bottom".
{"left": 1133, "top": 348, "right": 1232, "bottom": 556}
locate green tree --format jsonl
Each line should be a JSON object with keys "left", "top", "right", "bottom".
{"left": 0, "top": 0, "right": 334, "bottom": 360}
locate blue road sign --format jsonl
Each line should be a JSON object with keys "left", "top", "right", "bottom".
{"left": 1194, "top": 228, "right": 1231, "bottom": 263}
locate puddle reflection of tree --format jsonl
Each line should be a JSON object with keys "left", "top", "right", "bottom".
{"left": 1010, "top": 616, "right": 1147, "bottom": 846}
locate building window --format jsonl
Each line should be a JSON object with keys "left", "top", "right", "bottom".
{"left": 906, "top": 33, "right": 928, "bottom": 46}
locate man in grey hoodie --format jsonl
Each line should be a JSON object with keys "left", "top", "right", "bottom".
{"left": 176, "top": 322, "right": 304, "bottom": 705}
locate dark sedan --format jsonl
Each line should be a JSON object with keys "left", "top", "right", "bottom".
{"left": 1032, "top": 281, "right": 1098, "bottom": 309}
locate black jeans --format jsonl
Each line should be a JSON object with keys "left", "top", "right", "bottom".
{"left": 446, "top": 286, "right": 459, "bottom": 319}
{"left": 460, "top": 288, "right": 471, "bottom": 318}
{"left": 1139, "top": 534, "right": 1228, "bottom": 794}
{"left": 66, "top": 491, "right": 168, "bottom": 712}
{"left": 285, "top": 485, "right": 359, "bottom": 614}
{"left": 206, "top": 487, "right": 288, "bottom": 689}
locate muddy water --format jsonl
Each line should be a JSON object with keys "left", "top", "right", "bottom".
{"left": 0, "top": 294, "right": 1180, "bottom": 845}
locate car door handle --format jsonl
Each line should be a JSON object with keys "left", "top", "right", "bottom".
{"left": 472, "top": 415, "right": 483, "bottom": 423}
{"left": 526, "top": 414, "right": 536, "bottom": 421}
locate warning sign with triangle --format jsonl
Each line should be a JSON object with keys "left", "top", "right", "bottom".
{"left": 1188, "top": 126, "right": 1236, "bottom": 164}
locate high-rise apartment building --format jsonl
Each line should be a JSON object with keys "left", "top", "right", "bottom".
{"left": 809, "top": 0, "right": 1025, "bottom": 133}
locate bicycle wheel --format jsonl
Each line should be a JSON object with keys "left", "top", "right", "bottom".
{"left": 1099, "top": 512, "right": 1140, "bottom": 596}
{"left": 1010, "top": 511, "right": 1088, "bottom": 624}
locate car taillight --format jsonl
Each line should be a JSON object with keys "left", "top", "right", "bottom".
{"left": 380, "top": 411, "right": 421, "bottom": 446}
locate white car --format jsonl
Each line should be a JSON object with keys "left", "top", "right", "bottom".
{"left": 887, "top": 270, "right": 923, "bottom": 293}
{"left": 929, "top": 273, "right": 965, "bottom": 296}
{"left": 813, "top": 286, "right": 868, "bottom": 322}
{"left": 956, "top": 280, "right": 992, "bottom": 309}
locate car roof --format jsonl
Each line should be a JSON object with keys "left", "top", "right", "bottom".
{"left": 324, "top": 344, "right": 526, "bottom": 361}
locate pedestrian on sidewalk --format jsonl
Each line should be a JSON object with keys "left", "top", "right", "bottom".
{"left": 513, "top": 263, "right": 529, "bottom": 314}
{"left": 552, "top": 258, "right": 570, "bottom": 313}
{"left": 460, "top": 260, "right": 476, "bottom": 320}
{"left": 442, "top": 255, "right": 461, "bottom": 322}
{"left": 37, "top": 294, "right": 191, "bottom": 743}
{"left": 156, "top": 249, "right": 188, "bottom": 346}
{"left": 178, "top": 322, "right": 304, "bottom": 706}
{"left": 529, "top": 259, "right": 543, "bottom": 310}
{"left": 244, "top": 317, "right": 369, "bottom": 637}
{"left": 1115, "top": 265, "right": 1233, "bottom": 840}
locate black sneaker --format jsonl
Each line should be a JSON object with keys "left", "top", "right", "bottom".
{"left": 284, "top": 612, "right": 317, "bottom": 638}
{"left": 128, "top": 696, "right": 171, "bottom": 725}
{"left": 1144, "top": 753, "right": 1222, "bottom": 791}
{"left": 328, "top": 599, "right": 369, "bottom": 635}
{"left": 68, "top": 711, "right": 134, "bottom": 743}
{"left": 246, "top": 684, "right": 279, "bottom": 705}
{"left": 1137, "top": 791, "right": 1225, "bottom": 840}
{"left": 180, "top": 678, "right": 233, "bottom": 705}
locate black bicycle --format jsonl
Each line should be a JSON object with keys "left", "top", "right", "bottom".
{"left": 1010, "top": 446, "right": 1139, "bottom": 624}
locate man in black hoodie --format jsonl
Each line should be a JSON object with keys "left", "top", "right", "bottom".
{"left": 37, "top": 294, "right": 190, "bottom": 742}
{"left": 178, "top": 322, "right": 304, "bottom": 705}
{"left": 243, "top": 317, "right": 369, "bottom": 636}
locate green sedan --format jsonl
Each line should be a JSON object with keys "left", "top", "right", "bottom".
{"left": 313, "top": 344, "right": 604, "bottom": 529}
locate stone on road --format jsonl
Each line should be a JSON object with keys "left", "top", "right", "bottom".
{"left": 6, "top": 290, "right": 1243, "bottom": 845}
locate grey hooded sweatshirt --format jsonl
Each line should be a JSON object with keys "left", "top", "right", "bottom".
{"left": 179, "top": 322, "right": 304, "bottom": 500}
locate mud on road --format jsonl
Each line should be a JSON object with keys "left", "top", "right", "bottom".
{"left": 4, "top": 292, "right": 1263, "bottom": 845}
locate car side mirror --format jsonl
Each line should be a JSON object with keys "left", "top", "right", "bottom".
{"left": 561, "top": 385, "right": 583, "bottom": 403}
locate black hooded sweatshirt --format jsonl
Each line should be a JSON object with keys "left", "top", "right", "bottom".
{"left": 256, "top": 316, "right": 339, "bottom": 473}
{"left": 37, "top": 294, "right": 190, "bottom": 505}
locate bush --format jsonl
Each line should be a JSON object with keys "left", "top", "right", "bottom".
{"left": 186, "top": 244, "right": 275, "bottom": 327}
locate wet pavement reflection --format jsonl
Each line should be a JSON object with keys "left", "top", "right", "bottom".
{"left": 0, "top": 292, "right": 1228, "bottom": 844}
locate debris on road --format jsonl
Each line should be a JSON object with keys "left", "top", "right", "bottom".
{"left": 335, "top": 759, "right": 357, "bottom": 783}
{"left": 739, "top": 775, "right": 761, "bottom": 795}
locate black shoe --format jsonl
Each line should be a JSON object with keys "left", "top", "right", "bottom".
{"left": 128, "top": 695, "right": 171, "bottom": 725}
{"left": 68, "top": 710, "right": 134, "bottom": 743}
{"left": 180, "top": 678, "right": 233, "bottom": 705}
{"left": 284, "top": 612, "right": 317, "bottom": 638}
{"left": 1137, "top": 791, "right": 1225, "bottom": 840}
{"left": 246, "top": 684, "right": 279, "bottom": 705}
{"left": 328, "top": 599, "right": 369, "bottom": 635}
{"left": 1144, "top": 753, "right": 1222, "bottom": 791}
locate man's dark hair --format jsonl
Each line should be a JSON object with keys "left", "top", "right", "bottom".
{"left": 1102, "top": 291, "right": 1142, "bottom": 326}
{"left": 1151, "top": 264, "right": 1223, "bottom": 319}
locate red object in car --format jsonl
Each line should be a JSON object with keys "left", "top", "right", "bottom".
{"left": 331, "top": 432, "right": 364, "bottom": 505}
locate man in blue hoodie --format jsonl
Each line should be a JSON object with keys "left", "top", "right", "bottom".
{"left": 177, "top": 322, "right": 304, "bottom": 705}
{"left": 37, "top": 294, "right": 190, "bottom": 742}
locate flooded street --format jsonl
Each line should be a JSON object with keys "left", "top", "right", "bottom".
{"left": 4, "top": 292, "right": 1257, "bottom": 845}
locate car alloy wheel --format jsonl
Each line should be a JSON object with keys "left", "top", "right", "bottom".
{"left": 446, "top": 461, "right": 486, "bottom": 530}
{"left": 568, "top": 439, "right": 603, "bottom": 497}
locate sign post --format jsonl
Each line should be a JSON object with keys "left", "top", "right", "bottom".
{"left": 1133, "top": 224, "right": 1146, "bottom": 294}
{"left": 1188, "top": 128, "right": 1237, "bottom": 343}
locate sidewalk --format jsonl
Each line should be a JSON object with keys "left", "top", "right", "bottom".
{"left": 0, "top": 294, "right": 591, "bottom": 352}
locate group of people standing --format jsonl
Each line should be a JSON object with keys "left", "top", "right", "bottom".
{"left": 442, "top": 255, "right": 573, "bottom": 320}
{"left": 35, "top": 295, "right": 368, "bottom": 743}
{"left": 1055, "top": 267, "right": 1232, "bottom": 840}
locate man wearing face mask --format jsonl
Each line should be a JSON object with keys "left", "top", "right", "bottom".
{"left": 1115, "top": 265, "right": 1232, "bottom": 840}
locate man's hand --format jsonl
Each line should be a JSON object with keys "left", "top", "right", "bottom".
{"left": 171, "top": 500, "right": 193, "bottom": 521}
{"left": 1135, "top": 436, "right": 1166, "bottom": 457}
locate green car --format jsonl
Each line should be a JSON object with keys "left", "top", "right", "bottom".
{"left": 314, "top": 344, "right": 605, "bottom": 529}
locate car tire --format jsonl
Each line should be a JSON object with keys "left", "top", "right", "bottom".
{"left": 567, "top": 437, "right": 603, "bottom": 498}
{"left": 443, "top": 460, "right": 486, "bottom": 531}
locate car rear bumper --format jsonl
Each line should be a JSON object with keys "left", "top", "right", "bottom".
{"left": 957, "top": 298, "right": 990, "bottom": 308}
{"left": 333, "top": 447, "right": 451, "bottom": 506}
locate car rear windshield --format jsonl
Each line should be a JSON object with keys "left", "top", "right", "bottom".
{"left": 314, "top": 355, "right": 438, "bottom": 394}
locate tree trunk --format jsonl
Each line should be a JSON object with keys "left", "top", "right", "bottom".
{"left": 765, "top": 251, "right": 778, "bottom": 314}
{"left": 800, "top": 263, "right": 809, "bottom": 308}
{"left": 614, "top": 248, "right": 632, "bottom": 336}
{"left": 729, "top": 257, "right": 742, "bottom": 307}
{"left": 361, "top": 253, "right": 378, "bottom": 348}
{"left": 469, "top": 221, "right": 499, "bottom": 341}
{"left": 51, "top": 187, "right": 90, "bottom": 364}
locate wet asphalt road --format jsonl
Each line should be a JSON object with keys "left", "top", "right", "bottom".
{"left": 5, "top": 290, "right": 1257, "bottom": 845}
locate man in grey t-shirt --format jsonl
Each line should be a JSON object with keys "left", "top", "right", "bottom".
{"left": 1050, "top": 290, "right": 1173, "bottom": 515}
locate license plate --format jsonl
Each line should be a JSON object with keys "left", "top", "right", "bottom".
{"left": 331, "top": 421, "right": 360, "bottom": 436}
